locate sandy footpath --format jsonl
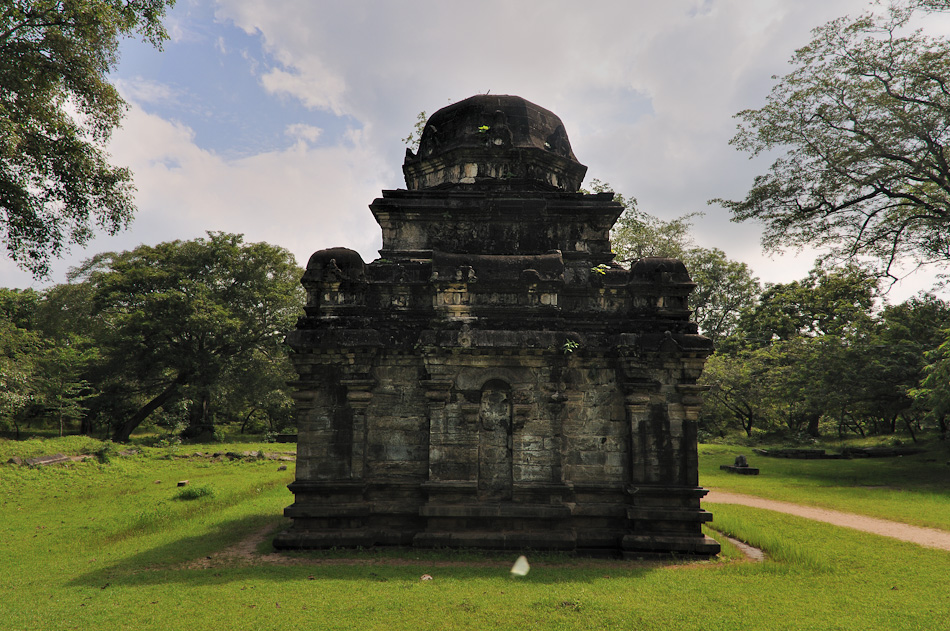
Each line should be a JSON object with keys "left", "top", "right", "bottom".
{"left": 705, "top": 490, "right": 950, "bottom": 551}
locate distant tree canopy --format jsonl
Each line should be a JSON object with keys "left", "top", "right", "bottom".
{"left": 0, "top": 0, "right": 175, "bottom": 277}
{"left": 0, "top": 233, "right": 304, "bottom": 442}
{"left": 715, "top": 2, "right": 950, "bottom": 278}
{"left": 701, "top": 261, "right": 950, "bottom": 440}
{"left": 586, "top": 179, "right": 761, "bottom": 345}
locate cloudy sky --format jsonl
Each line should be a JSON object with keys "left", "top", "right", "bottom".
{"left": 4, "top": 0, "right": 947, "bottom": 301}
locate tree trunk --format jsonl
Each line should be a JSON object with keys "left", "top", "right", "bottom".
{"left": 902, "top": 416, "right": 918, "bottom": 443}
{"left": 742, "top": 412, "right": 754, "bottom": 437}
{"left": 112, "top": 375, "right": 187, "bottom": 443}
{"left": 239, "top": 408, "right": 260, "bottom": 434}
{"left": 183, "top": 387, "right": 214, "bottom": 439}
{"left": 806, "top": 413, "right": 821, "bottom": 438}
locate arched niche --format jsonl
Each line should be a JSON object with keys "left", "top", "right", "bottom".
{"left": 477, "top": 379, "right": 513, "bottom": 500}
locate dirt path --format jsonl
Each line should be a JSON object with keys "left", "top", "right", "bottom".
{"left": 706, "top": 490, "right": 950, "bottom": 551}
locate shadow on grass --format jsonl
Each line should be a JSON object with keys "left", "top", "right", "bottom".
{"left": 69, "top": 515, "right": 691, "bottom": 588}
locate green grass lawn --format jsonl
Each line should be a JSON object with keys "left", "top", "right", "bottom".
{"left": 699, "top": 440, "right": 950, "bottom": 530}
{"left": 1, "top": 436, "right": 949, "bottom": 630}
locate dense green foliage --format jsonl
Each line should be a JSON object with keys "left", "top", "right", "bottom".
{"left": 1, "top": 436, "right": 948, "bottom": 630}
{"left": 0, "top": 233, "right": 304, "bottom": 442}
{"left": 701, "top": 264, "right": 950, "bottom": 439}
{"left": 605, "top": 175, "right": 950, "bottom": 440}
{"left": 715, "top": 1, "right": 950, "bottom": 277}
{"left": 0, "top": 0, "right": 175, "bottom": 276}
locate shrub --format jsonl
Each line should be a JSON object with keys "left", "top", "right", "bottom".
{"left": 173, "top": 484, "right": 215, "bottom": 501}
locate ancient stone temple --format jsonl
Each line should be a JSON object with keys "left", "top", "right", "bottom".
{"left": 273, "top": 95, "right": 720, "bottom": 556}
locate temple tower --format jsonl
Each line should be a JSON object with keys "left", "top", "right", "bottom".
{"left": 274, "top": 95, "right": 719, "bottom": 556}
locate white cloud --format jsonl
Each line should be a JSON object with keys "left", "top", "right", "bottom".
{"left": 105, "top": 104, "right": 386, "bottom": 267}
{"left": 284, "top": 123, "right": 323, "bottom": 143}
{"left": 259, "top": 59, "right": 347, "bottom": 114}
{"left": 115, "top": 77, "right": 179, "bottom": 106}
{"left": 4, "top": 0, "right": 944, "bottom": 302}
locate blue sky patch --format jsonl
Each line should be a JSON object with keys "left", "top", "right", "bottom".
{"left": 113, "top": 2, "right": 357, "bottom": 158}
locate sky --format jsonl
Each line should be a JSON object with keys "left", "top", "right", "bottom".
{"left": 3, "top": 0, "right": 948, "bottom": 302}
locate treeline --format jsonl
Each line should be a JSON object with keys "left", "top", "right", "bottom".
{"left": 600, "top": 181, "right": 950, "bottom": 442}
{"left": 700, "top": 267, "right": 950, "bottom": 441}
{"left": 3, "top": 221, "right": 949, "bottom": 444}
{"left": 0, "top": 233, "right": 303, "bottom": 442}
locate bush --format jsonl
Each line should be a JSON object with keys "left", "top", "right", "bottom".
{"left": 173, "top": 484, "right": 215, "bottom": 501}
{"left": 93, "top": 443, "right": 119, "bottom": 464}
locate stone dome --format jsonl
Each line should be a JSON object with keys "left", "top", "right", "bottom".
{"left": 403, "top": 95, "right": 587, "bottom": 192}
{"left": 303, "top": 247, "right": 366, "bottom": 283}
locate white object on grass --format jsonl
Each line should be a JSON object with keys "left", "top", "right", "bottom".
{"left": 510, "top": 555, "right": 530, "bottom": 576}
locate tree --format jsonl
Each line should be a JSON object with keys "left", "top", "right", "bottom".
{"left": 684, "top": 247, "right": 760, "bottom": 345}
{"left": 732, "top": 264, "right": 879, "bottom": 348}
{"left": 33, "top": 334, "right": 96, "bottom": 436}
{"left": 916, "top": 335, "right": 950, "bottom": 435}
{"left": 0, "top": 290, "right": 41, "bottom": 438}
{"left": 701, "top": 350, "right": 777, "bottom": 437}
{"left": 0, "top": 287, "right": 95, "bottom": 438}
{"left": 710, "top": 264, "right": 885, "bottom": 437}
{"left": 1, "top": 0, "right": 175, "bottom": 277}
{"left": 585, "top": 178, "right": 694, "bottom": 263}
{"left": 214, "top": 347, "right": 296, "bottom": 434}
{"left": 587, "top": 179, "right": 761, "bottom": 342}
{"left": 715, "top": 2, "right": 950, "bottom": 278}
{"left": 72, "top": 232, "right": 303, "bottom": 442}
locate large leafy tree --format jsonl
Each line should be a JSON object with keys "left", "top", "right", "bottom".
{"left": 706, "top": 265, "right": 883, "bottom": 437}
{"left": 716, "top": 2, "right": 950, "bottom": 277}
{"left": 701, "top": 349, "right": 777, "bottom": 437}
{"left": 585, "top": 179, "right": 761, "bottom": 343}
{"left": 732, "top": 264, "right": 879, "bottom": 347}
{"left": 684, "top": 247, "right": 760, "bottom": 346}
{"left": 0, "top": 0, "right": 175, "bottom": 277}
{"left": 0, "top": 289, "right": 41, "bottom": 438}
{"left": 0, "top": 287, "right": 96, "bottom": 438}
{"left": 903, "top": 293, "right": 950, "bottom": 436}
{"left": 73, "top": 232, "right": 303, "bottom": 442}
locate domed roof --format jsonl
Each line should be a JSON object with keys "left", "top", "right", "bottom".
{"left": 303, "top": 247, "right": 365, "bottom": 283}
{"left": 403, "top": 95, "right": 587, "bottom": 192}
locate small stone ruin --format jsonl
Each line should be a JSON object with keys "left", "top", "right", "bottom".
{"left": 720, "top": 455, "right": 759, "bottom": 475}
{"left": 274, "top": 95, "right": 719, "bottom": 556}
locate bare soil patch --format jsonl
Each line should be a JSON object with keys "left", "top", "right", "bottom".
{"left": 176, "top": 524, "right": 741, "bottom": 571}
